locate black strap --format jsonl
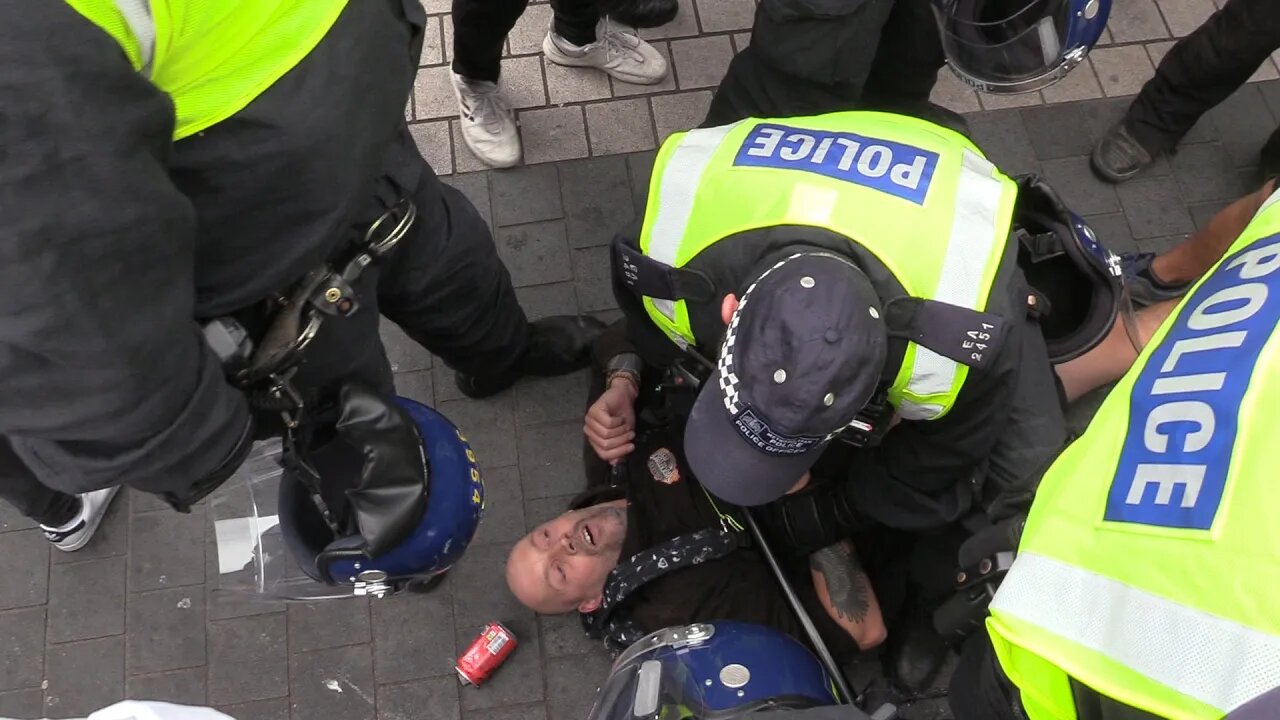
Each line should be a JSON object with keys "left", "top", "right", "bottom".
{"left": 584, "top": 526, "right": 745, "bottom": 652}
{"left": 614, "top": 239, "right": 716, "bottom": 304}
{"left": 1015, "top": 227, "right": 1068, "bottom": 264}
{"left": 882, "top": 296, "right": 1009, "bottom": 372}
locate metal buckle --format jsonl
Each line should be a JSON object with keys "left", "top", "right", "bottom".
{"left": 235, "top": 199, "right": 417, "bottom": 386}
{"left": 364, "top": 198, "right": 417, "bottom": 258}
{"left": 353, "top": 570, "right": 392, "bottom": 598}
{"left": 610, "top": 623, "right": 717, "bottom": 672}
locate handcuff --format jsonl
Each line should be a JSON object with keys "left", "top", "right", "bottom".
{"left": 201, "top": 198, "right": 418, "bottom": 530}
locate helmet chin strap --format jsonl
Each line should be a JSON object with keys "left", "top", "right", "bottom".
{"left": 1118, "top": 285, "right": 1150, "bottom": 354}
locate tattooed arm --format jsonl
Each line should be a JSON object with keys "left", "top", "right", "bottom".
{"left": 809, "top": 540, "right": 886, "bottom": 650}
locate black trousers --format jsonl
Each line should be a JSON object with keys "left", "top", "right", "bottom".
{"left": 452, "top": 0, "right": 600, "bottom": 82}
{"left": 1125, "top": 0, "right": 1280, "bottom": 158}
{"left": 950, "top": 633, "right": 1023, "bottom": 720}
{"left": 3, "top": 0, "right": 529, "bottom": 523}
{"left": 702, "top": 0, "right": 950, "bottom": 127}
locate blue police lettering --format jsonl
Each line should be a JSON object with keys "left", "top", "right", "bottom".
{"left": 1106, "top": 234, "right": 1280, "bottom": 529}
{"left": 735, "top": 124, "right": 938, "bottom": 205}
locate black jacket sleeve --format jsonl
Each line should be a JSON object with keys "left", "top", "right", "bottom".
{"left": 609, "top": 224, "right": 696, "bottom": 370}
{"left": 840, "top": 332, "right": 1019, "bottom": 531}
{"left": 761, "top": 318, "right": 1026, "bottom": 551}
{"left": 0, "top": 3, "right": 251, "bottom": 494}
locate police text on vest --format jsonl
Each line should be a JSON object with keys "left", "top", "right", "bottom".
{"left": 1106, "top": 233, "right": 1280, "bottom": 530}
{"left": 733, "top": 124, "right": 939, "bottom": 206}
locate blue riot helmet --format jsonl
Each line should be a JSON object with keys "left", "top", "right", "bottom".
{"left": 932, "top": 0, "right": 1110, "bottom": 94}
{"left": 277, "top": 394, "right": 485, "bottom": 596}
{"left": 587, "top": 621, "right": 841, "bottom": 720}
{"left": 1013, "top": 176, "right": 1133, "bottom": 363}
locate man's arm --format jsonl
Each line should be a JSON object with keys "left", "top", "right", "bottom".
{"left": 808, "top": 541, "right": 886, "bottom": 650}
{"left": 0, "top": 3, "right": 252, "bottom": 496}
{"left": 1151, "top": 178, "right": 1279, "bottom": 286}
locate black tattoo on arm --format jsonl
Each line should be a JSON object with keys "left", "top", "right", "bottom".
{"left": 809, "top": 542, "right": 871, "bottom": 624}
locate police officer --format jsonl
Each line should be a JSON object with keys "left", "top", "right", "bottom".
{"left": 702, "top": 0, "right": 1110, "bottom": 131}
{"left": 0, "top": 0, "right": 600, "bottom": 550}
{"left": 702, "top": 0, "right": 949, "bottom": 128}
{"left": 950, "top": 178, "right": 1280, "bottom": 719}
{"left": 588, "top": 109, "right": 1189, "bottom": 556}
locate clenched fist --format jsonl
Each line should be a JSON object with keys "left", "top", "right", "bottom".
{"left": 584, "top": 376, "right": 639, "bottom": 463}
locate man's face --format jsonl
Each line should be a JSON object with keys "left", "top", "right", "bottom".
{"left": 506, "top": 500, "right": 628, "bottom": 614}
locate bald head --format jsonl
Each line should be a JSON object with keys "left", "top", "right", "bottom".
{"left": 505, "top": 500, "right": 628, "bottom": 614}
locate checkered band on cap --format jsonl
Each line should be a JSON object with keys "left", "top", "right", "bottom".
{"left": 716, "top": 253, "right": 807, "bottom": 415}
{"left": 715, "top": 251, "right": 873, "bottom": 441}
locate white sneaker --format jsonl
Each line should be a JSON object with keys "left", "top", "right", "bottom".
{"left": 41, "top": 486, "right": 120, "bottom": 552}
{"left": 451, "top": 72, "right": 521, "bottom": 169}
{"left": 542, "top": 20, "right": 669, "bottom": 86}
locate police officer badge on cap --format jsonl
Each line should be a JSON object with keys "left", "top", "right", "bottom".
{"left": 683, "top": 252, "right": 888, "bottom": 507}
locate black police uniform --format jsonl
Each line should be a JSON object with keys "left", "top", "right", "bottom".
{"left": 702, "top": 0, "right": 953, "bottom": 129}
{"left": 603, "top": 221, "right": 1067, "bottom": 545}
{"left": 0, "top": 0, "right": 540, "bottom": 523}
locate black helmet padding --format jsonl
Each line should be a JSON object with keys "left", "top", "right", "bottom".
{"left": 1013, "top": 175, "right": 1122, "bottom": 363}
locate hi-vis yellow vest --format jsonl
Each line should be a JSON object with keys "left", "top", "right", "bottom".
{"left": 987, "top": 191, "right": 1280, "bottom": 719}
{"left": 637, "top": 112, "right": 1019, "bottom": 420}
{"left": 66, "top": 0, "right": 349, "bottom": 140}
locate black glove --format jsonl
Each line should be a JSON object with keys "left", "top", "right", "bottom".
{"left": 931, "top": 514, "right": 1026, "bottom": 643}
{"left": 957, "top": 514, "right": 1026, "bottom": 568}
{"left": 597, "top": 0, "right": 678, "bottom": 27}
{"left": 757, "top": 479, "right": 867, "bottom": 556}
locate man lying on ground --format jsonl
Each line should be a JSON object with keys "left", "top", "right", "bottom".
{"left": 506, "top": 414, "right": 886, "bottom": 662}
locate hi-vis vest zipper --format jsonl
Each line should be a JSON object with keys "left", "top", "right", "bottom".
{"left": 637, "top": 112, "right": 1019, "bottom": 420}
{"left": 65, "top": 0, "right": 349, "bottom": 141}
{"left": 987, "top": 190, "right": 1280, "bottom": 719}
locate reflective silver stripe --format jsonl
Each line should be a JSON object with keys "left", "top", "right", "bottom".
{"left": 992, "top": 552, "right": 1280, "bottom": 713}
{"left": 898, "top": 149, "right": 1004, "bottom": 420}
{"left": 114, "top": 0, "right": 156, "bottom": 76}
{"left": 646, "top": 123, "right": 742, "bottom": 265}
{"left": 643, "top": 122, "right": 740, "bottom": 329}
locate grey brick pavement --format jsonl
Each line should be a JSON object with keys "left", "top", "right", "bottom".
{"left": 6, "top": 1, "right": 1280, "bottom": 718}
{"left": 405, "top": 0, "right": 1280, "bottom": 176}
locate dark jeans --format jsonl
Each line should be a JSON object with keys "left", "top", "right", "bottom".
{"left": 1125, "top": 0, "right": 1280, "bottom": 158}
{"left": 2, "top": 0, "right": 529, "bottom": 521}
{"left": 452, "top": 0, "right": 600, "bottom": 82}
{"left": 703, "top": 0, "right": 950, "bottom": 126}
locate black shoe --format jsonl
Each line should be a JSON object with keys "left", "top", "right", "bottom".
{"left": 1120, "top": 252, "right": 1192, "bottom": 306}
{"left": 1091, "top": 122, "right": 1156, "bottom": 184}
{"left": 455, "top": 315, "right": 606, "bottom": 399}
{"left": 886, "top": 621, "right": 951, "bottom": 694}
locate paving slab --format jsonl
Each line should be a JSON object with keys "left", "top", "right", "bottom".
{"left": 126, "top": 587, "right": 206, "bottom": 675}
{"left": 127, "top": 668, "right": 208, "bottom": 707}
{"left": 376, "top": 677, "right": 460, "bottom": 720}
{"left": 0, "top": 530, "right": 49, "bottom": 610}
{"left": 44, "top": 636, "right": 125, "bottom": 718}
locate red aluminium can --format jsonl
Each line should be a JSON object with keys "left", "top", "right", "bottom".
{"left": 457, "top": 622, "right": 518, "bottom": 685}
